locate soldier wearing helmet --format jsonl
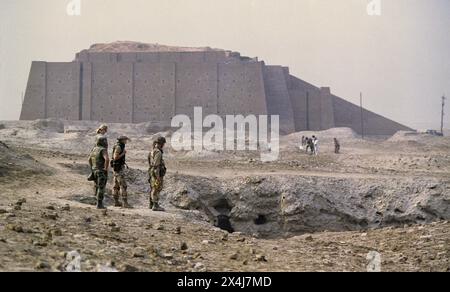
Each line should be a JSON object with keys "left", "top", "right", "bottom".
{"left": 111, "top": 136, "right": 132, "bottom": 208}
{"left": 88, "top": 136, "right": 109, "bottom": 209}
{"left": 148, "top": 136, "right": 167, "bottom": 211}
{"left": 96, "top": 124, "right": 108, "bottom": 135}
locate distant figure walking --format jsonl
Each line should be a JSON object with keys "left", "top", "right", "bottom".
{"left": 305, "top": 137, "right": 310, "bottom": 153}
{"left": 300, "top": 136, "right": 306, "bottom": 150}
{"left": 334, "top": 138, "right": 340, "bottom": 154}
{"left": 312, "top": 135, "right": 319, "bottom": 155}
{"left": 306, "top": 137, "right": 315, "bottom": 155}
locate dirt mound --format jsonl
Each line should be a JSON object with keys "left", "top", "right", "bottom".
{"left": 387, "top": 131, "right": 443, "bottom": 143}
{"left": 0, "top": 141, "right": 52, "bottom": 178}
{"left": 31, "top": 119, "right": 64, "bottom": 133}
{"left": 285, "top": 127, "right": 358, "bottom": 143}
{"left": 87, "top": 41, "right": 224, "bottom": 53}
{"left": 387, "top": 131, "right": 450, "bottom": 151}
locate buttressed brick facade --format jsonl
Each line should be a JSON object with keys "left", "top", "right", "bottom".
{"left": 20, "top": 45, "right": 412, "bottom": 135}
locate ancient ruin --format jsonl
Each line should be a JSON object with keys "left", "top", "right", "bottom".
{"left": 20, "top": 42, "right": 411, "bottom": 135}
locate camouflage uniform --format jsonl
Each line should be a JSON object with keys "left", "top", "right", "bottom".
{"left": 148, "top": 138, "right": 166, "bottom": 211}
{"left": 89, "top": 139, "right": 108, "bottom": 209}
{"left": 112, "top": 140, "right": 130, "bottom": 208}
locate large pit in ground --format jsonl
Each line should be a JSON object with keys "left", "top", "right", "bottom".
{"left": 70, "top": 168, "right": 449, "bottom": 238}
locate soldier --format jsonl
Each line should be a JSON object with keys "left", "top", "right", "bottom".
{"left": 334, "top": 137, "right": 340, "bottom": 154}
{"left": 300, "top": 136, "right": 306, "bottom": 150}
{"left": 96, "top": 124, "right": 108, "bottom": 136}
{"left": 148, "top": 137, "right": 167, "bottom": 211}
{"left": 88, "top": 124, "right": 109, "bottom": 182}
{"left": 88, "top": 136, "right": 109, "bottom": 209}
{"left": 112, "top": 136, "right": 132, "bottom": 208}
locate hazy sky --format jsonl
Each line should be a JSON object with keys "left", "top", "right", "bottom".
{"left": 1, "top": 0, "right": 449, "bottom": 129}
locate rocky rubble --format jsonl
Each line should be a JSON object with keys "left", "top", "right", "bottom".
{"left": 158, "top": 173, "right": 450, "bottom": 237}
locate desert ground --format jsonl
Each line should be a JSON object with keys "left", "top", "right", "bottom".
{"left": 0, "top": 119, "right": 448, "bottom": 272}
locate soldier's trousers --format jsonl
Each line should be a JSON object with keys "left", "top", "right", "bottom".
{"left": 113, "top": 168, "right": 128, "bottom": 199}
{"left": 93, "top": 170, "right": 107, "bottom": 201}
{"left": 150, "top": 174, "right": 164, "bottom": 204}
{"left": 335, "top": 145, "right": 340, "bottom": 154}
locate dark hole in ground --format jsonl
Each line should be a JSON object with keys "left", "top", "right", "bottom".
{"left": 216, "top": 215, "right": 234, "bottom": 233}
{"left": 213, "top": 198, "right": 232, "bottom": 215}
{"left": 212, "top": 198, "right": 234, "bottom": 233}
{"left": 254, "top": 214, "right": 267, "bottom": 225}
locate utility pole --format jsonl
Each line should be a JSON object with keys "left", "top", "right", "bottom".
{"left": 360, "top": 92, "right": 364, "bottom": 139}
{"left": 441, "top": 95, "right": 446, "bottom": 135}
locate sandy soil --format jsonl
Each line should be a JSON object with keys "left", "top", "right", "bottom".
{"left": 0, "top": 119, "right": 448, "bottom": 272}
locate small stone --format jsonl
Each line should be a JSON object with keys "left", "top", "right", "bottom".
{"left": 272, "top": 247, "right": 278, "bottom": 250}
{"left": 428, "top": 184, "right": 439, "bottom": 190}
{"left": 255, "top": 254, "right": 267, "bottom": 262}
{"left": 61, "top": 204, "right": 70, "bottom": 211}
{"left": 7, "top": 224, "right": 23, "bottom": 233}
{"left": 193, "top": 262, "right": 205, "bottom": 271}
{"left": 236, "top": 237, "right": 245, "bottom": 242}
{"left": 221, "top": 233, "right": 228, "bottom": 241}
{"left": 132, "top": 249, "right": 145, "bottom": 258}
{"left": 35, "top": 261, "right": 51, "bottom": 270}
{"left": 102, "top": 209, "right": 108, "bottom": 216}
{"left": 202, "top": 240, "right": 210, "bottom": 245}
{"left": 42, "top": 212, "right": 58, "bottom": 220}
{"left": 84, "top": 250, "right": 94, "bottom": 256}
{"left": 162, "top": 253, "right": 173, "bottom": 260}
{"left": 111, "top": 226, "right": 120, "bottom": 232}
{"left": 52, "top": 239, "right": 67, "bottom": 247}
{"left": 174, "top": 226, "right": 181, "bottom": 234}
{"left": 230, "top": 253, "right": 239, "bottom": 260}
{"left": 155, "top": 225, "right": 164, "bottom": 231}
{"left": 96, "top": 264, "right": 118, "bottom": 272}
{"left": 108, "top": 222, "right": 117, "bottom": 227}
{"left": 16, "top": 198, "right": 26, "bottom": 206}
{"left": 120, "top": 264, "right": 139, "bottom": 272}
{"left": 33, "top": 240, "right": 48, "bottom": 247}
{"left": 304, "top": 235, "right": 313, "bottom": 241}
{"left": 242, "top": 260, "right": 248, "bottom": 265}
{"left": 45, "top": 205, "right": 55, "bottom": 210}
{"left": 419, "top": 235, "right": 432, "bottom": 241}
{"left": 52, "top": 229, "right": 63, "bottom": 236}
{"left": 0, "top": 209, "right": 7, "bottom": 214}
{"left": 84, "top": 217, "right": 92, "bottom": 223}
{"left": 180, "top": 242, "right": 188, "bottom": 251}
